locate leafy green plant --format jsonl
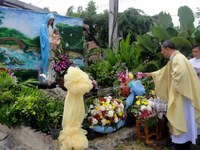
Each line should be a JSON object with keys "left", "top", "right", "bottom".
{"left": 103, "top": 47, "right": 118, "bottom": 66}
{"left": 117, "top": 33, "right": 141, "bottom": 69}
{"left": 47, "top": 100, "right": 63, "bottom": 129}
{"left": 0, "top": 71, "right": 14, "bottom": 92}
{"left": 103, "top": 33, "right": 145, "bottom": 71}
{"left": 137, "top": 6, "right": 200, "bottom": 62}
{"left": 87, "top": 60, "right": 114, "bottom": 87}
{"left": 12, "top": 88, "right": 52, "bottom": 132}
{"left": 0, "top": 68, "right": 64, "bottom": 133}
{"left": 17, "top": 78, "right": 38, "bottom": 89}
{"left": 0, "top": 91, "right": 15, "bottom": 105}
{"left": 0, "top": 105, "right": 21, "bottom": 127}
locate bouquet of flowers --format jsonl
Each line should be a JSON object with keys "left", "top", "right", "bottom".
{"left": 51, "top": 49, "right": 75, "bottom": 79}
{"left": 131, "top": 95, "right": 158, "bottom": 127}
{"left": 87, "top": 96, "right": 126, "bottom": 132}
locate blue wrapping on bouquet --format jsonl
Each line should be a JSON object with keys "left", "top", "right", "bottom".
{"left": 126, "top": 80, "right": 145, "bottom": 109}
{"left": 92, "top": 120, "right": 125, "bottom": 134}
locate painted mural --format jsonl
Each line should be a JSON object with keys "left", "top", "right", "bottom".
{"left": 0, "top": 6, "right": 84, "bottom": 70}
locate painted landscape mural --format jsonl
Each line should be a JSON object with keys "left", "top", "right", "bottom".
{"left": 0, "top": 6, "right": 84, "bottom": 70}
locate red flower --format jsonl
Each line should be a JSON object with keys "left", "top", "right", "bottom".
{"left": 121, "top": 77, "right": 127, "bottom": 83}
{"left": 99, "top": 98, "right": 106, "bottom": 102}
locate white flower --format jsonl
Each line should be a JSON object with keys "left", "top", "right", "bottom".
{"left": 107, "top": 110, "right": 114, "bottom": 117}
{"left": 92, "top": 118, "right": 98, "bottom": 125}
{"left": 108, "top": 105, "right": 112, "bottom": 110}
{"left": 91, "top": 109, "right": 95, "bottom": 115}
{"left": 140, "top": 105, "right": 147, "bottom": 111}
{"left": 101, "top": 118, "right": 107, "bottom": 126}
{"left": 117, "top": 108, "right": 121, "bottom": 113}
{"left": 147, "top": 100, "right": 152, "bottom": 106}
{"left": 105, "top": 106, "right": 110, "bottom": 111}
{"left": 149, "top": 97, "right": 154, "bottom": 101}
{"left": 105, "top": 96, "right": 112, "bottom": 103}
{"left": 146, "top": 105, "right": 152, "bottom": 111}
{"left": 89, "top": 104, "right": 94, "bottom": 109}
{"left": 100, "top": 106, "right": 106, "bottom": 111}
{"left": 119, "top": 103, "right": 124, "bottom": 109}
{"left": 114, "top": 117, "right": 119, "bottom": 123}
{"left": 91, "top": 109, "right": 99, "bottom": 115}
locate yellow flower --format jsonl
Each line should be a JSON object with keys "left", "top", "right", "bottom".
{"left": 100, "top": 115, "right": 103, "bottom": 119}
{"left": 105, "top": 102, "right": 110, "bottom": 106}
{"left": 106, "top": 120, "right": 111, "bottom": 124}
{"left": 118, "top": 112, "right": 122, "bottom": 116}
{"left": 141, "top": 99, "right": 148, "bottom": 105}
{"left": 136, "top": 100, "right": 141, "bottom": 106}
{"left": 95, "top": 106, "right": 99, "bottom": 110}
{"left": 128, "top": 72, "right": 134, "bottom": 79}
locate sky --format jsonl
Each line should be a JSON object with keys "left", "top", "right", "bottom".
{"left": 19, "top": 0, "right": 200, "bottom": 26}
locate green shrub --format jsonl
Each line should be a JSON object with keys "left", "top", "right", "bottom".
{"left": 87, "top": 60, "right": 114, "bottom": 87}
{"left": 0, "top": 70, "right": 64, "bottom": 133}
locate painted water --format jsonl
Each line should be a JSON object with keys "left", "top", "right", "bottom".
{"left": 0, "top": 47, "right": 41, "bottom": 70}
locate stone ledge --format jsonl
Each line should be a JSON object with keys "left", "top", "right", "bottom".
{"left": 0, "top": 124, "right": 59, "bottom": 150}
{"left": 88, "top": 126, "right": 136, "bottom": 150}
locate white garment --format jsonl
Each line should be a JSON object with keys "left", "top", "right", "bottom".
{"left": 189, "top": 58, "right": 200, "bottom": 80}
{"left": 48, "top": 25, "right": 53, "bottom": 42}
{"left": 189, "top": 58, "right": 200, "bottom": 68}
{"left": 171, "top": 97, "right": 200, "bottom": 144}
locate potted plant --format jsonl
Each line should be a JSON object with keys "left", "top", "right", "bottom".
{"left": 47, "top": 100, "right": 63, "bottom": 140}
{"left": 49, "top": 110, "right": 62, "bottom": 140}
{"left": 50, "top": 48, "right": 75, "bottom": 90}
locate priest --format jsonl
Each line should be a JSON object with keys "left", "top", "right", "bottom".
{"left": 144, "top": 40, "right": 200, "bottom": 150}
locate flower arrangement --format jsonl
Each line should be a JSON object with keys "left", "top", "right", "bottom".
{"left": 131, "top": 95, "right": 158, "bottom": 127}
{"left": 87, "top": 96, "right": 126, "bottom": 130}
{"left": 51, "top": 48, "right": 75, "bottom": 79}
{"left": 117, "top": 71, "right": 134, "bottom": 83}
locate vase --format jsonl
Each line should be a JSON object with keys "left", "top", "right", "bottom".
{"left": 50, "top": 128, "right": 61, "bottom": 140}
{"left": 56, "top": 76, "right": 67, "bottom": 91}
{"left": 120, "top": 82, "right": 130, "bottom": 97}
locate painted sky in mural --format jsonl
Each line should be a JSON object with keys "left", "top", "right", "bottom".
{"left": 0, "top": 6, "right": 83, "bottom": 70}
